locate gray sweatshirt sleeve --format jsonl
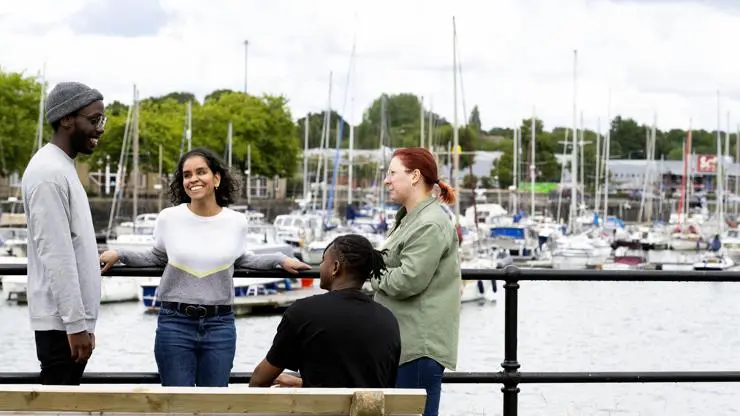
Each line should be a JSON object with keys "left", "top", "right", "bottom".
{"left": 118, "top": 246, "right": 168, "bottom": 267}
{"left": 27, "top": 181, "right": 87, "bottom": 334}
{"left": 117, "top": 216, "right": 168, "bottom": 267}
{"left": 235, "top": 250, "right": 287, "bottom": 270}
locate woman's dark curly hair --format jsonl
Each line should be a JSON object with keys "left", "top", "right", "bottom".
{"left": 324, "top": 234, "right": 388, "bottom": 283}
{"left": 169, "top": 147, "right": 239, "bottom": 207}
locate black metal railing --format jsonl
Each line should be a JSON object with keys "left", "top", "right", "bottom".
{"left": 2, "top": 264, "right": 740, "bottom": 416}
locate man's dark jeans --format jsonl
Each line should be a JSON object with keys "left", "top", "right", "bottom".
{"left": 34, "top": 330, "right": 87, "bottom": 385}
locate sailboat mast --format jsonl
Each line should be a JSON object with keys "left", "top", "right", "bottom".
{"left": 579, "top": 112, "right": 585, "bottom": 208}
{"left": 322, "top": 72, "right": 333, "bottom": 212}
{"left": 303, "top": 114, "right": 310, "bottom": 199}
{"left": 736, "top": 123, "right": 739, "bottom": 215}
{"left": 452, "top": 16, "right": 460, "bottom": 224}
{"left": 556, "top": 129, "right": 569, "bottom": 224}
{"left": 379, "top": 95, "right": 387, "bottom": 211}
{"left": 227, "top": 121, "right": 233, "bottom": 169}
{"left": 569, "top": 49, "right": 579, "bottom": 232}
{"left": 427, "top": 99, "right": 434, "bottom": 153}
{"left": 106, "top": 89, "right": 134, "bottom": 240}
{"left": 348, "top": 125, "right": 354, "bottom": 205}
{"left": 716, "top": 91, "right": 723, "bottom": 231}
{"left": 246, "top": 145, "right": 251, "bottom": 205}
{"left": 594, "top": 118, "right": 602, "bottom": 216}
{"left": 157, "top": 144, "right": 163, "bottom": 212}
{"left": 186, "top": 100, "right": 192, "bottom": 152}
{"left": 132, "top": 86, "right": 140, "bottom": 232}
{"left": 530, "top": 107, "right": 536, "bottom": 218}
{"left": 602, "top": 88, "right": 611, "bottom": 221}
{"left": 36, "top": 63, "right": 46, "bottom": 152}
{"left": 512, "top": 127, "right": 519, "bottom": 213}
{"left": 420, "top": 96, "right": 425, "bottom": 148}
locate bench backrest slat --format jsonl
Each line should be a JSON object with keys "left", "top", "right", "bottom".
{"left": 0, "top": 385, "right": 426, "bottom": 415}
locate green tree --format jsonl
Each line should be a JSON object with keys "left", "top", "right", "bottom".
{"left": 492, "top": 150, "right": 514, "bottom": 189}
{"left": 195, "top": 92, "right": 299, "bottom": 178}
{"left": 295, "top": 111, "right": 351, "bottom": 149}
{"left": 436, "top": 125, "right": 478, "bottom": 169}
{"left": 355, "top": 93, "right": 447, "bottom": 150}
{"left": 468, "top": 106, "right": 482, "bottom": 134}
{"left": 0, "top": 69, "right": 46, "bottom": 174}
{"left": 88, "top": 91, "right": 299, "bottom": 179}
{"left": 462, "top": 174, "right": 477, "bottom": 189}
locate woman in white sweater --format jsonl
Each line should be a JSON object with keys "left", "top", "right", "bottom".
{"left": 99, "top": 148, "right": 309, "bottom": 387}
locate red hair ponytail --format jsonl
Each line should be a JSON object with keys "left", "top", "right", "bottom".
{"left": 436, "top": 180, "right": 457, "bottom": 204}
{"left": 392, "top": 147, "right": 457, "bottom": 205}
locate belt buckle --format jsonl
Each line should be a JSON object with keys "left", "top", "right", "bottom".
{"left": 184, "top": 305, "right": 207, "bottom": 318}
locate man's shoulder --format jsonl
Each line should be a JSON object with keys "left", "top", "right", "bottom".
{"left": 22, "top": 156, "right": 72, "bottom": 191}
{"left": 368, "top": 300, "right": 400, "bottom": 329}
{"left": 288, "top": 291, "right": 330, "bottom": 310}
{"left": 21, "top": 169, "right": 70, "bottom": 195}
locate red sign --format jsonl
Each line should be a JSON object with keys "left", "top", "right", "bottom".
{"left": 696, "top": 154, "right": 717, "bottom": 173}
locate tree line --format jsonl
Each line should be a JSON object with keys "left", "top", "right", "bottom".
{"left": 0, "top": 68, "right": 733, "bottom": 192}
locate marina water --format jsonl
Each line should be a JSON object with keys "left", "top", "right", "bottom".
{"left": 3, "top": 278, "right": 740, "bottom": 415}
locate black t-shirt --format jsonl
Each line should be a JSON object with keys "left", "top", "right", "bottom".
{"left": 266, "top": 288, "right": 401, "bottom": 388}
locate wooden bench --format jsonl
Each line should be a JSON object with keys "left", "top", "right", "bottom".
{"left": 0, "top": 385, "right": 426, "bottom": 415}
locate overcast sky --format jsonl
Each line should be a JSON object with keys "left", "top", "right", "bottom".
{"left": 1, "top": 0, "right": 739, "bottom": 132}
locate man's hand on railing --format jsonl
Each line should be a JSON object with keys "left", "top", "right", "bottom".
{"left": 273, "top": 373, "right": 303, "bottom": 388}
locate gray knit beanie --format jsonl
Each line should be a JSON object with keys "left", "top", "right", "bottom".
{"left": 45, "top": 82, "right": 104, "bottom": 124}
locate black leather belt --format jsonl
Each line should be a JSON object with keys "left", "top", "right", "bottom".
{"left": 160, "top": 301, "right": 232, "bottom": 318}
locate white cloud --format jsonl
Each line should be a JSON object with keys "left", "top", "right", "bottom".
{"left": 2, "top": 0, "right": 740, "bottom": 133}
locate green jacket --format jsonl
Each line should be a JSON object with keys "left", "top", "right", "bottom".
{"left": 371, "top": 196, "right": 461, "bottom": 370}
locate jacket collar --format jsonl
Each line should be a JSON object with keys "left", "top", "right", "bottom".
{"left": 390, "top": 195, "right": 436, "bottom": 234}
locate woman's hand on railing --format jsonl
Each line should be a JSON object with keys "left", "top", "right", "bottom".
{"left": 99, "top": 250, "right": 121, "bottom": 273}
{"left": 279, "top": 257, "right": 311, "bottom": 274}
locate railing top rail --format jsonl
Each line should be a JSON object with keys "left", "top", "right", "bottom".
{"left": 0, "top": 264, "right": 738, "bottom": 282}
{"left": 3, "top": 371, "right": 740, "bottom": 385}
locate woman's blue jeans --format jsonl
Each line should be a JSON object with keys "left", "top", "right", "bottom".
{"left": 395, "top": 357, "right": 445, "bottom": 416}
{"left": 154, "top": 307, "right": 236, "bottom": 387}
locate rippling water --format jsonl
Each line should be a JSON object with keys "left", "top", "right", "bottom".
{"left": 2, "top": 279, "right": 740, "bottom": 415}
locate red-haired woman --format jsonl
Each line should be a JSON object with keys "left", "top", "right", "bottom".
{"left": 371, "top": 147, "right": 461, "bottom": 416}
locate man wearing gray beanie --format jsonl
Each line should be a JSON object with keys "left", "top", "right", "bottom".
{"left": 21, "top": 81, "right": 105, "bottom": 385}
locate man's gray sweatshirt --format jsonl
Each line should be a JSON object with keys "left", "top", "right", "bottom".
{"left": 21, "top": 143, "right": 100, "bottom": 334}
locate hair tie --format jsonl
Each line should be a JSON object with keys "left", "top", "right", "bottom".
{"left": 434, "top": 179, "right": 440, "bottom": 185}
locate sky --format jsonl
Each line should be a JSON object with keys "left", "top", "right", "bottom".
{"left": 1, "top": 0, "right": 740, "bottom": 133}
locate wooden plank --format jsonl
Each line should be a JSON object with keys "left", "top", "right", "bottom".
{"left": 0, "top": 385, "right": 426, "bottom": 415}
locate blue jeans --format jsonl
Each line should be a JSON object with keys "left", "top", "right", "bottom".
{"left": 154, "top": 307, "right": 236, "bottom": 386}
{"left": 395, "top": 357, "right": 445, "bottom": 416}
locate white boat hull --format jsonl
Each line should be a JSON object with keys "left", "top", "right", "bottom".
{"left": 2, "top": 274, "right": 139, "bottom": 303}
{"left": 139, "top": 277, "right": 297, "bottom": 309}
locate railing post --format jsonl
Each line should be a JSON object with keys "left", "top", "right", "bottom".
{"left": 501, "top": 265, "right": 521, "bottom": 416}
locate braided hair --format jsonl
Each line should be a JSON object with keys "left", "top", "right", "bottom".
{"left": 325, "top": 234, "right": 388, "bottom": 282}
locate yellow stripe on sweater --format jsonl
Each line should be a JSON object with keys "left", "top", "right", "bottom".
{"left": 168, "top": 261, "right": 233, "bottom": 278}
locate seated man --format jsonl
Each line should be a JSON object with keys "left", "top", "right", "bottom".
{"left": 250, "top": 234, "right": 401, "bottom": 388}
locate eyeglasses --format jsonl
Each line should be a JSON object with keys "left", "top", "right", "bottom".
{"left": 386, "top": 168, "right": 414, "bottom": 178}
{"left": 77, "top": 113, "right": 107, "bottom": 130}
